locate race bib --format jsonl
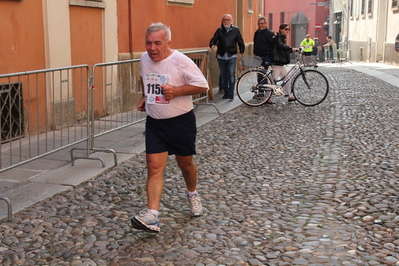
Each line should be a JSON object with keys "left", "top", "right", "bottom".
{"left": 145, "top": 73, "right": 171, "bottom": 104}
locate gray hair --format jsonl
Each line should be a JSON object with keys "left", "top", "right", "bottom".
{"left": 222, "top": 14, "right": 233, "bottom": 21}
{"left": 258, "top": 16, "right": 267, "bottom": 23}
{"left": 146, "top": 23, "right": 172, "bottom": 41}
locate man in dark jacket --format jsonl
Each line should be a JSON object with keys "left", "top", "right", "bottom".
{"left": 253, "top": 16, "right": 275, "bottom": 104}
{"left": 210, "top": 14, "right": 245, "bottom": 100}
{"left": 253, "top": 16, "right": 275, "bottom": 66}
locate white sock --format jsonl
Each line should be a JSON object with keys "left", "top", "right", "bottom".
{"left": 186, "top": 190, "right": 198, "bottom": 197}
{"left": 148, "top": 209, "right": 159, "bottom": 217}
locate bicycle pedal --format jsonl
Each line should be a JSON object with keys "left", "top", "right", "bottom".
{"left": 273, "top": 87, "right": 285, "bottom": 96}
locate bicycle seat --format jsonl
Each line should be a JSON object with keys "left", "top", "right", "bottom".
{"left": 263, "top": 62, "right": 272, "bottom": 68}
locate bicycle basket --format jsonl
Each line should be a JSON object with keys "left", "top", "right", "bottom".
{"left": 240, "top": 56, "right": 263, "bottom": 68}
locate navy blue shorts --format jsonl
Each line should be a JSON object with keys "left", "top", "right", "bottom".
{"left": 145, "top": 110, "right": 197, "bottom": 156}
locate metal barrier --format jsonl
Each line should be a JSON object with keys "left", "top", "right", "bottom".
{"left": 183, "top": 51, "right": 221, "bottom": 115}
{"left": 0, "top": 197, "right": 12, "bottom": 221}
{"left": 0, "top": 65, "right": 90, "bottom": 173}
{"left": 0, "top": 51, "right": 217, "bottom": 171}
{"left": 71, "top": 50, "right": 220, "bottom": 166}
{"left": 70, "top": 58, "right": 145, "bottom": 166}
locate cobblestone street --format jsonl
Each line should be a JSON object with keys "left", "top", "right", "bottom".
{"left": 1, "top": 66, "right": 399, "bottom": 265}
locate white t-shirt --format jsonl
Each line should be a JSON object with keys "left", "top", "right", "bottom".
{"left": 141, "top": 50, "right": 209, "bottom": 119}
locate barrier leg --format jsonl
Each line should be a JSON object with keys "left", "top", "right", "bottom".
{"left": 70, "top": 147, "right": 106, "bottom": 167}
{"left": 0, "top": 197, "right": 12, "bottom": 222}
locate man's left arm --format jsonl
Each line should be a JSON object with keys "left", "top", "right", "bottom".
{"left": 236, "top": 28, "right": 245, "bottom": 56}
{"left": 162, "top": 53, "right": 209, "bottom": 99}
{"left": 161, "top": 84, "right": 207, "bottom": 100}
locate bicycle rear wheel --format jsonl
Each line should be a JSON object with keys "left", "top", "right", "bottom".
{"left": 236, "top": 68, "right": 272, "bottom": 107}
{"left": 292, "top": 69, "right": 329, "bottom": 106}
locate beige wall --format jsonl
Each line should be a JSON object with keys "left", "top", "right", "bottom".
{"left": 342, "top": 0, "right": 399, "bottom": 64}
{"left": 43, "top": 0, "right": 72, "bottom": 69}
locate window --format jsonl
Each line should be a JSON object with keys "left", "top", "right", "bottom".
{"left": 0, "top": 83, "right": 24, "bottom": 143}
{"left": 69, "top": 0, "right": 105, "bottom": 8}
{"left": 393, "top": 0, "right": 398, "bottom": 8}
{"left": 367, "top": 0, "right": 373, "bottom": 14}
{"left": 248, "top": 0, "right": 253, "bottom": 13}
{"left": 349, "top": 0, "right": 354, "bottom": 18}
{"left": 361, "top": 0, "right": 366, "bottom": 16}
{"left": 258, "top": 0, "right": 263, "bottom": 16}
{"left": 280, "top": 12, "right": 285, "bottom": 23}
{"left": 268, "top": 13, "right": 273, "bottom": 31}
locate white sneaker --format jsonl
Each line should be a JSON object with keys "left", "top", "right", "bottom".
{"left": 131, "top": 211, "right": 160, "bottom": 233}
{"left": 187, "top": 193, "right": 203, "bottom": 217}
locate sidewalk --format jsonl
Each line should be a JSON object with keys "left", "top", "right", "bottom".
{"left": 0, "top": 61, "right": 398, "bottom": 221}
{"left": 338, "top": 61, "right": 399, "bottom": 87}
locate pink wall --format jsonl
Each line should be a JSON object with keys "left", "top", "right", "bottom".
{"left": 264, "top": 0, "right": 329, "bottom": 47}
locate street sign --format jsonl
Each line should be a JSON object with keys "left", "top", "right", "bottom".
{"left": 315, "top": 23, "right": 322, "bottom": 31}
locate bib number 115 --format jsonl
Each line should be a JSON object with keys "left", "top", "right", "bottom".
{"left": 147, "top": 83, "right": 164, "bottom": 95}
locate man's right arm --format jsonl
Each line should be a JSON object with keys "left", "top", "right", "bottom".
{"left": 137, "top": 77, "right": 146, "bottom": 111}
{"left": 209, "top": 28, "right": 219, "bottom": 49}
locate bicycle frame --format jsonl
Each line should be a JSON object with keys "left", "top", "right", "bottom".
{"left": 278, "top": 62, "right": 301, "bottom": 88}
{"left": 257, "top": 61, "right": 303, "bottom": 96}
{"left": 272, "top": 49, "right": 308, "bottom": 87}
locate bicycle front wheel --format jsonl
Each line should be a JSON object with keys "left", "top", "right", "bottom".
{"left": 292, "top": 69, "right": 329, "bottom": 106}
{"left": 236, "top": 68, "right": 273, "bottom": 107}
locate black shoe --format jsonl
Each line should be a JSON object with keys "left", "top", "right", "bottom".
{"left": 222, "top": 94, "right": 228, "bottom": 99}
{"left": 228, "top": 94, "right": 234, "bottom": 99}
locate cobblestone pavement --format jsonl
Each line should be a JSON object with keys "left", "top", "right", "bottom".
{"left": 1, "top": 66, "right": 399, "bottom": 265}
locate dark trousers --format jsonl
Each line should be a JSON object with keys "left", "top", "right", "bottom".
{"left": 217, "top": 58, "right": 237, "bottom": 95}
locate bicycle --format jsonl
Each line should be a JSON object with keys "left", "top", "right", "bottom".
{"left": 236, "top": 51, "right": 329, "bottom": 107}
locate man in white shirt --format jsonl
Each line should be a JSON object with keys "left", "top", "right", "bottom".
{"left": 131, "top": 23, "right": 209, "bottom": 233}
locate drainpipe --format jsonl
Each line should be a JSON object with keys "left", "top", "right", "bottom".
{"left": 128, "top": 0, "right": 133, "bottom": 56}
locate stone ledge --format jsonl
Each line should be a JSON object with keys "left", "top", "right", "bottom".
{"left": 69, "top": 0, "right": 106, "bottom": 9}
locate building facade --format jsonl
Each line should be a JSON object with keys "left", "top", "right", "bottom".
{"left": 264, "top": 0, "right": 330, "bottom": 57}
{"left": 329, "top": 0, "right": 399, "bottom": 65}
{"left": 0, "top": 0, "right": 262, "bottom": 136}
